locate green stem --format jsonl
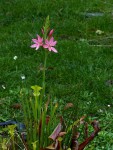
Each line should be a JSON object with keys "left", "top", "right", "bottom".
{"left": 39, "top": 109, "right": 46, "bottom": 148}
{"left": 42, "top": 51, "right": 48, "bottom": 96}
{"left": 40, "top": 51, "right": 48, "bottom": 106}
{"left": 12, "top": 135, "right": 15, "bottom": 150}
{"left": 35, "top": 96, "right": 38, "bottom": 121}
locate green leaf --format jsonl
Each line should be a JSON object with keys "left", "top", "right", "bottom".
{"left": 43, "top": 16, "right": 50, "bottom": 38}
{"left": 8, "top": 124, "right": 17, "bottom": 136}
{"left": 32, "top": 141, "right": 38, "bottom": 150}
{"left": 58, "top": 137, "right": 63, "bottom": 142}
{"left": 31, "top": 85, "right": 42, "bottom": 96}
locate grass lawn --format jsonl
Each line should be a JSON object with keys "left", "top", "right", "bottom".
{"left": 0, "top": 0, "right": 113, "bottom": 149}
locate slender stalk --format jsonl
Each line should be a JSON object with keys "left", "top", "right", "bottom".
{"left": 39, "top": 109, "right": 46, "bottom": 148}
{"left": 39, "top": 50, "right": 48, "bottom": 148}
{"left": 42, "top": 51, "right": 48, "bottom": 97}
{"left": 30, "top": 98, "right": 35, "bottom": 120}
{"left": 40, "top": 50, "right": 48, "bottom": 114}
{"left": 35, "top": 95, "right": 38, "bottom": 121}
{"left": 12, "top": 135, "right": 15, "bottom": 150}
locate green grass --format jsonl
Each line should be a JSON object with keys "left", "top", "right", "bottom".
{"left": 0, "top": 0, "right": 113, "bottom": 149}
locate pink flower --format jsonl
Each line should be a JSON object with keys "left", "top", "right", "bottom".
{"left": 31, "top": 35, "right": 43, "bottom": 50}
{"left": 43, "top": 37, "right": 57, "bottom": 53}
{"left": 48, "top": 29, "right": 54, "bottom": 38}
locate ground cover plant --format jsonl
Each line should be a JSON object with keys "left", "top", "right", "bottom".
{"left": 0, "top": 0, "right": 113, "bottom": 149}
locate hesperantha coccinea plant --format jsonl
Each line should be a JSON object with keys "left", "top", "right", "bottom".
{"left": 20, "top": 16, "right": 61, "bottom": 150}
{"left": 0, "top": 16, "right": 100, "bottom": 150}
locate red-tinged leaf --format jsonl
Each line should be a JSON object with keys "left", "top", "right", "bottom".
{"left": 46, "top": 143, "right": 55, "bottom": 150}
{"left": 58, "top": 132, "right": 66, "bottom": 137}
{"left": 84, "top": 122, "right": 88, "bottom": 139}
{"left": 46, "top": 141, "right": 58, "bottom": 150}
{"left": 49, "top": 123, "right": 62, "bottom": 141}
{"left": 58, "top": 115, "right": 63, "bottom": 123}
{"left": 38, "top": 115, "right": 50, "bottom": 136}
{"left": 64, "top": 103, "right": 74, "bottom": 110}
{"left": 80, "top": 116, "right": 86, "bottom": 124}
{"left": 45, "top": 98, "right": 50, "bottom": 111}
{"left": 54, "top": 140, "right": 58, "bottom": 149}
{"left": 38, "top": 119, "right": 42, "bottom": 136}
{"left": 71, "top": 132, "right": 80, "bottom": 150}
{"left": 78, "top": 120, "right": 100, "bottom": 150}
{"left": 11, "top": 103, "right": 21, "bottom": 109}
{"left": 46, "top": 115, "right": 50, "bottom": 124}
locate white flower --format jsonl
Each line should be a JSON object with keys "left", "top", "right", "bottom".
{"left": 13, "top": 56, "right": 18, "bottom": 60}
{"left": 98, "top": 109, "right": 103, "bottom": 113}
{"left": 2, "top": 85, "right": 6, "bottom": 89}
{"left": 21, "top": 75, "right": 25, "bottom": 80}
{"left": 96, "top": 30, "right": 104, "bottom": 35}
{"left": 107, "top": 105, "right": 111, "bottom": 107}
{"left": 80, "top": 38, "right": 86, "bottom": 42}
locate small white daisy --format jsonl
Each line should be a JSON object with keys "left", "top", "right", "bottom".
{"left": 2, "top": 85, "right": 6, "bottom": 89}
{"left": 96, "top": 30, "right": 104, "bottom": 35}
{"left": 21, "top": 75, "right": 25, "bottom": 80}
{"left": 98, "top": 109, "right": 103, "bottom": 113}
{"left": 107, "top": 104, "right": 111, "bottom": 107}
{"left": 13, "top": 56, "right": 18, "bottom": 60}
{"left": 80, "top": 38, "right": 86, "bottom": 42}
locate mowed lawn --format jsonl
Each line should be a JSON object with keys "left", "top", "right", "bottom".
{"left": 0, "top": 0, "right": 113, "bottom": 149}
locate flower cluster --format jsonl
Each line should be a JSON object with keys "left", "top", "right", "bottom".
{"left": 31, "top": 29, "right": 57, "bottom": 53}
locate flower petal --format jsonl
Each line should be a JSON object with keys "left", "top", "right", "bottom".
{"left": 35, "top": 45, "right": 40, "bottom": 50}
{"left": 49, "top": 37, "right": 57, "bottom": 46}
{"left": 48, "top": 47, "right": 52, "bottom": 51}
{"left": 51, "top": 47, "right": 58, "bottom": 53}
{"left": 51, "top": 41, "right": 57, "bottom": 46}
{"left": 37, "top": 35, "right": 43, "bottom": 43}
{"left": 43, "top": 44, "right": 49, "bottom": 49}
{"left": 31, "top": 44, "right": 37, "bottom": 48}
{"left": 48, "top": 29, "right": 54, "bottom": 37}
{"left": 45, "top": 39, "right": 49, "bottom": 45}
{"left": 49, "top": 37, "right": 54, "bottom": 43}
{"left": 32, "top": 39, "right": 38, "bottom": 43}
